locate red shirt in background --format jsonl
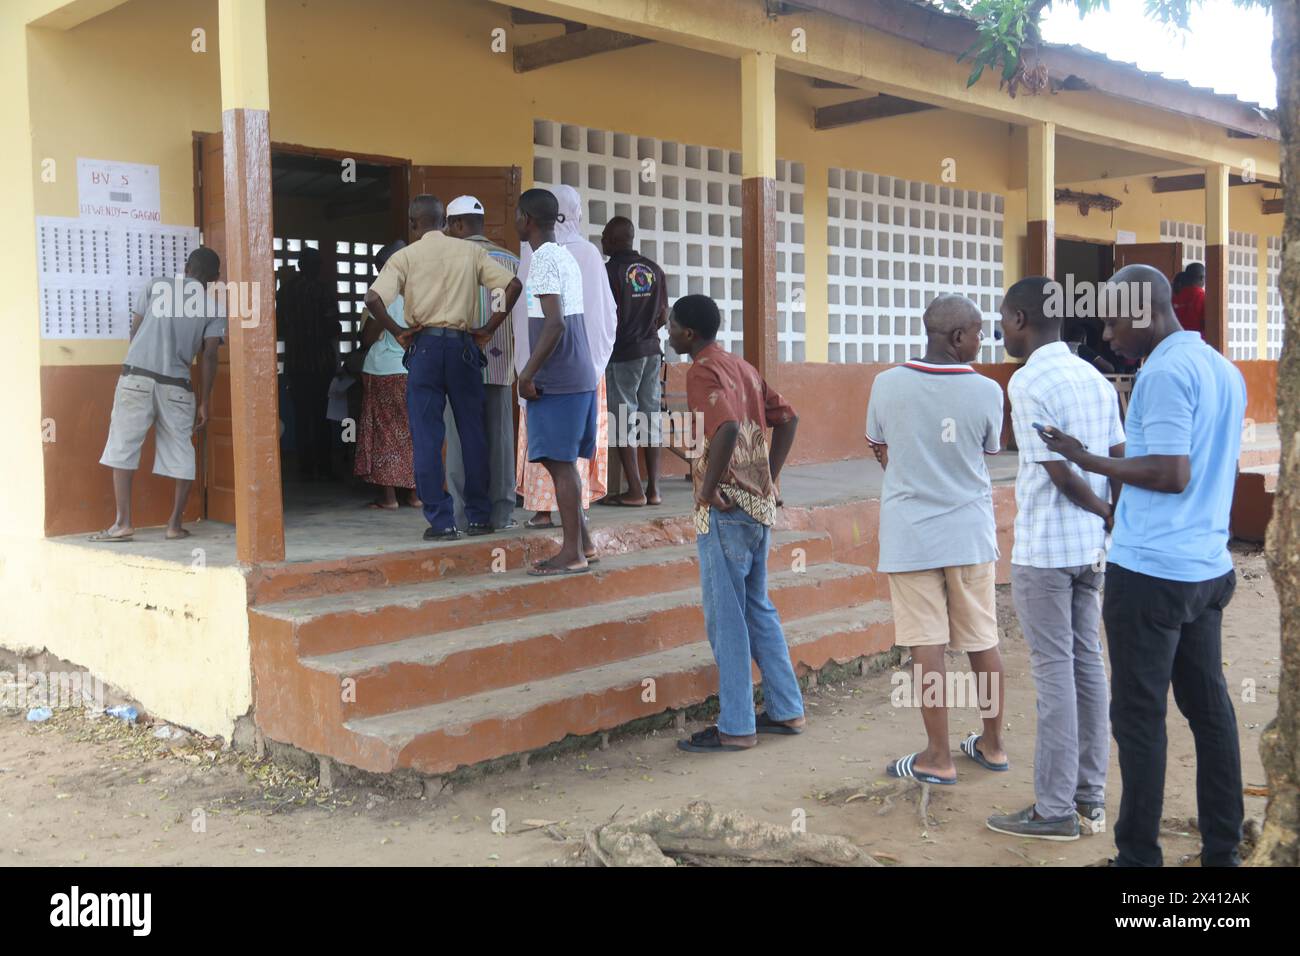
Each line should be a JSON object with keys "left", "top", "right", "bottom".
{"left": 1172, "top": 284, "right": 1206, "bottom": 338}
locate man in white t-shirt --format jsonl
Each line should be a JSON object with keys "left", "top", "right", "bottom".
{"left": 514, "top": 188, "right": 598, "bottom": 576}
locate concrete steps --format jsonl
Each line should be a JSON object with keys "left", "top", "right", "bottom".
{"left": 345, "top": 603, "right": 894, "bottom": 776}
{"left": 255, "top": 531, "right": 832, "bottom": 657}
{"left": 305, "top": 561, "right": 870, "bottom": 719}
{"left": 248, "top": 526, "right": 891, "bottom": 775}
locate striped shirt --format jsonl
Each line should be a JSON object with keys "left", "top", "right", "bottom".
{"left": 465, "top": 235, "right": 519, "bottom": 386}
{"left": 1009, "top": 341, "right": 1126, "bottom": 569}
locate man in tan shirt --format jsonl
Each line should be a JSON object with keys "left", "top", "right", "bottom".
{"left": 364, "top": 195, "right": 521, "bottom": 540}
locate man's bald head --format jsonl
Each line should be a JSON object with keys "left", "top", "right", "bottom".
{"left": 602, "top": 216, "right": 635, "bottom": 256}
{"left": 1109, "top": 264, "right": 1172, "bottom": 320}
{"left": 922, "top": 294, "right": 984, "bottom": 363}
{"left": 409, "top": 194, "right": 446, "bottom": 232}
{"left": 924, "top": 294, "right": 982, "bottom": 337}
{"left": 1099, "top": 264, "right": 1179, "bottom": 361}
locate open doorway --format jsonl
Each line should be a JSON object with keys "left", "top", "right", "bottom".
{"left": 194, "top": 132, "right": 522, "bottom": 533}
{"left": 270, "top": 146, "right": 409, "bottom": 510}
{"left": 1054, "top": 236, "right": 1131, "bottom": 373}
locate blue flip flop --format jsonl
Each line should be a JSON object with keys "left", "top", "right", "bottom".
{"left": 886, "top": 752, "right": 957, "bottom": 786}
{"left": 961, "top": 733, "right": 1009, "bottom": 772}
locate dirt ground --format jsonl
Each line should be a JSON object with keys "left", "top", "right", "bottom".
{"left": 0, "top": 546, "right": 1280, "bottom": 867}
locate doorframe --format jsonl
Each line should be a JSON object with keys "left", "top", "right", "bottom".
{"left": 192, "top": 133, "right": 415, "bottom": 521}
{"left": 1054, "top": 233, "right": 1117, "bottom": 282}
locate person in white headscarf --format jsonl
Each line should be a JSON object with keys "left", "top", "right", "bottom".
{"left": 513, "top": 184, "right": 619, "bottom": 526}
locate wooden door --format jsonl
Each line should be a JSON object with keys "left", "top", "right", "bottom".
{"left": 1112, "top": 241, "right": 1183, "bottom": 282}
{"left": 197, "top": 131, "right": 237, "bottom": 523}
{"left": 409, "top": 165, "right": 521, "bottom": 249}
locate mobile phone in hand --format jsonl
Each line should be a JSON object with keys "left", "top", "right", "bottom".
{"left": 1032, "top": 421, "right": 1055, "bottom": 439}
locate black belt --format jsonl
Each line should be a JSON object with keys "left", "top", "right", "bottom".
{"left": 413, "top": 326, "right": 470, "bottom": 338}
{"left": 122, "top": 365, "right": 192, "bottom": 391}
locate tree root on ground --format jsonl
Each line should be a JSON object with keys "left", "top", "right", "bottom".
{"left": 582, "top": 800, "right": 880, "bottom": 867}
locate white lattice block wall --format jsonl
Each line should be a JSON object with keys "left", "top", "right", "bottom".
{"left": 1266, "top": 235, "right": 1283, "bottom": 360}
{"left": 826, "top": 169, "right": 1004, "bottom": 363}
{"left": 1160, "top": 220, "right": 1206, "bottom": 268}
{"left": 1227, "top": 230, "right": 1259, "bottom": 360}
{"left": 531, "top": 119, "right": 805, "bottom": 361}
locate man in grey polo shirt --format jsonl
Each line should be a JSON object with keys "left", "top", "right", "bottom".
{"left": 866, "top": 294, "right": 1008, "bottom": 787}
{"left": 94, "top": 247, "right": 226, "bottom": 542}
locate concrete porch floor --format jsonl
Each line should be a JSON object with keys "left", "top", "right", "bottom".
{"left": 53, "top": 417, "right": 1279, "bottom": 571}
{"left": 54, "top": 451, "right": 1023, "bottom": 569}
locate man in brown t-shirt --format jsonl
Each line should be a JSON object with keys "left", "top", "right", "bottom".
{"left": 666, "top": 294, "right": 805, "bottom": 753}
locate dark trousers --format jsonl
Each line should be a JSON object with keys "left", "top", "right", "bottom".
{"left": 406, "top": 331, "right": 490, "bottom": 531}
{"left": 1102, "top": 562, "right": 1242, "bottom": 867}
{"left": 288, "top": 371, "right": 333, "bottom": 479}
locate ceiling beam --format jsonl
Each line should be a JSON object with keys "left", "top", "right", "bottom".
{"left": 1151, "top": 172, "right": 1282, "bottom": 193}
{"left": 814, "top": 94, "right": 936, "bottom": 130}
{"left": 509, "top": 7, "right": 578, "bottom": 27}
{"left": 811, "top": 77, "right": 857, "bottom": 89}
{"left": 513, "top": 26, "right": 652, "bottom": 73}
{"left": 28, "top": 0, "right": 129, "bottom": 29}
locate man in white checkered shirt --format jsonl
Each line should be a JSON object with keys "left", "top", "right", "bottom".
{"left": 986, "top": 276, "right": 1126, "bottom": 843}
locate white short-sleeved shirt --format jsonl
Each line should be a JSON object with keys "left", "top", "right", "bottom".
{"left": 1008, "top": 342, "right": 1126, "bottom": 569}
{"left": 523, "top": 242, "right": 594, "bottom": 394}
{"left": 865, "top": 361, "right": 1004, "bottom": 573}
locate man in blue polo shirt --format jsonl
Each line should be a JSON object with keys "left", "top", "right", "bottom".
{"left": 1042, "top": 264, "right": 1247, "bottom": 867}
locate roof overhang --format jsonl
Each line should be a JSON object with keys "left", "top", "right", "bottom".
{"left": 785, "top": 0, "right": 1279, "bottom": 141}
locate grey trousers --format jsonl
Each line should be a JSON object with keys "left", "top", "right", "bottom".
{"left": 1011, "top": 563, "right": 1110, "bottom": 820}
{"left": 445, "top": 383, "right": 515, "bottom": 530}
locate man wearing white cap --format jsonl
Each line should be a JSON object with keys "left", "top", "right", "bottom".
{"left": 444, "top": 195, "right": 521, "bottom": 530}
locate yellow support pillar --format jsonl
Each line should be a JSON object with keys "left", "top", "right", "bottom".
{"left": 741, "top": 50, "right": 778, "bottom": 380}
{"left": 219, "top": 0, "right": 283, "bottom": 563}
{"left": 0, "top": 7, "right": 46, "bottom": 540}
{"left": 1027, "top": 122, "right": 1055, "bottom": 279}
{"left": 802, "top": 164, "right": 829, "bottom": 363}
{"left": 1256, "top": 234, "right": 1269, "bottom": 360}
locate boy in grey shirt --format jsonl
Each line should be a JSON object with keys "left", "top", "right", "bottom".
{"left": 866, "top": 295, "right": 1008, "bottom": 786}
{"left": 95, "top": 247, "right": 226, "bottom": 542}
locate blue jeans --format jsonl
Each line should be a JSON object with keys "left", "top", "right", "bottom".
{"left": 696, "top": 507, "right": 805, "bottom": 736}
{"left": 406, "top": 332, "right": 490, "bottom": 531}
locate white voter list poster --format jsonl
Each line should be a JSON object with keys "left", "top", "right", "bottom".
{"left": 77, "top": 157, "right": 162, "bottom": 224}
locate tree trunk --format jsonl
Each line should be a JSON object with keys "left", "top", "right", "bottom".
{"left": 1255, "top": 0, "right": 1300, "bottom": 868}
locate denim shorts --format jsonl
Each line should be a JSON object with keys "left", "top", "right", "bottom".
{"left": 526, "top": 390, "right": 598, "bottom": 463}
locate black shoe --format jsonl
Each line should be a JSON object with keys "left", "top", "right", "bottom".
{"left": 466, "top": 522, "right": 495, "bottom": 536}
{"left": 423, "top": 527, "right": 462, "bottom": 541}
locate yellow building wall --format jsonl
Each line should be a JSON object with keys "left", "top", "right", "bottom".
{"left": 4, "top": 0, "right": 1284, "bottom": 738}
{"left": 26, "top": 0, "right": 1283, "bottom": 370}
{"left": 0, "top": 542, "right": 251, "bottom": 739}
{"left": 28, "top": 0, "right": 1020, "bottom": 370}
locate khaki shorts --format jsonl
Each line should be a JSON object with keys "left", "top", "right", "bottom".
{"left": 99, "top": 374, "right": 197, "bottom": 480}
{"left": 888, "top": 562, "right": 999, "bottom": 652}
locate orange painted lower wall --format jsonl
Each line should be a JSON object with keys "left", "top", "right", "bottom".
{"left": 42, "top": 357, "right": 1280, "bottom": 537}
{"left": 1235, "top": 360, "right": 1278, "bottom": 425}
{"left": 665, "top": 357, "right": 1277, "bottom": 468}
{"left": 42, "top": 366, "right": 202, "bottom": 537}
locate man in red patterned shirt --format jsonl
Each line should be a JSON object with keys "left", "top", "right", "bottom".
{"left": 667, "top": 294, "right": 805, "bottom": 753}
